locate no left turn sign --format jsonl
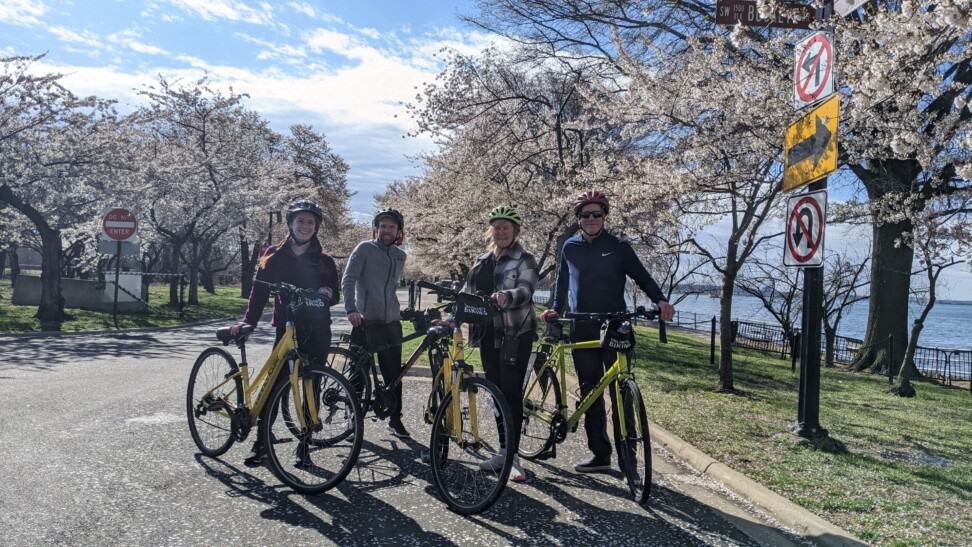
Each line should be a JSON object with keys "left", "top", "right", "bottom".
{"left": 793, "top": 32, "right": 834, "bottom": 110}
{"left": 785, "top": 190, "right": 827, "bottom": 267}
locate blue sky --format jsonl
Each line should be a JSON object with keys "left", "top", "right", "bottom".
{"left": 3, "top": 1, "right": 970, "bottom": 299}
{"left": 1, "top": 0, "right": 486, "bottom": 213}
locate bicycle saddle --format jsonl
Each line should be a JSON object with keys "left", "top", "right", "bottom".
{"left": 216, "top": 324, "right": 254, "bottom": 345}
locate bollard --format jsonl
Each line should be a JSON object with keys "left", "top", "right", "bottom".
{"left": 710, "top": 316, "right": 716, "bottom": 365}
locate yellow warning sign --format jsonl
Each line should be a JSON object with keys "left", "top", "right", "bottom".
{"left": 784, "top": 95, "right": 838, "bottom": 192}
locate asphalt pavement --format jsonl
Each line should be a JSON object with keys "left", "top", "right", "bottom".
{"left": 0, "top": 308, "right": 809, "bottom": 546}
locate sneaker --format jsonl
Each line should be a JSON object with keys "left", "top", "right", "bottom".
{"left": 243, "top": 441, "right": 264, "bottom": 467}
{"left": 478, "top": 449, "right": 507, "bottom": 472}
{"left": 387, "top": 418, "right": 411, "bottom": 439}
{"left": 510, "top": 456, "right": 526, "bottom": 483}
{"left": 573, "top": 455, "right": 612, "bottom": 473}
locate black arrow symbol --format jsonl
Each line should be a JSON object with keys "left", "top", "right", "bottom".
{"left": 788, "top": 115, "right": 831, "bottom": 167}
{"left": 793, "top": 208, "right": 813, "bottom": 246}
{"left": 802, "top": 48, "right": 822, "bottom": 88}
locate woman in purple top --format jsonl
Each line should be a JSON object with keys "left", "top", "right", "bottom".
{"left": 229, "top": 199, "right": 340, "bottom": 466}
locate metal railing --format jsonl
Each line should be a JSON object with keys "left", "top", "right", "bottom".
{"left": 913, "top": 346, "right": 972, "bottom": 384}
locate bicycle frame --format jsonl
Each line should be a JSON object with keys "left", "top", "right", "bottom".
{"left": 526, "top": 338, "right": 634, "bottom": 440}
{"left": 203, "top": 322, "right": 320, "bottom": 431}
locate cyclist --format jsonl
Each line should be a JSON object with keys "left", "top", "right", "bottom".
{"left": 229, "top": 199, "right": 340, "bottom": 466}
{"left": 341, "top": 207, "right": 410, "bottom": 438}
{"left": 463, "top": 205, "right": 538, "bottom": 483}
{"left": 540, "top": 190, "right": 675, "bottom": 473}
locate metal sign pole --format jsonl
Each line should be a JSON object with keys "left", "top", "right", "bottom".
{"left": 113, "top": 240, "right": 122, "bottom": 328}
{"left": 795, "top": 178, "right": 827, "bottom": 439}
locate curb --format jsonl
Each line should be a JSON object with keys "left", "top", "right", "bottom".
{"left": 649, "top": 422, "right": 866, "bottom": 547}
{"left": 0, "top": 316, "right": 238, "bottom": 340}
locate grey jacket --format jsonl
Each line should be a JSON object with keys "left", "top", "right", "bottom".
{"left": 463, "top": 241, "right": 539, "bottom": 339}
{"left": 342, "top": 239, "right": 407, "bottom": 324}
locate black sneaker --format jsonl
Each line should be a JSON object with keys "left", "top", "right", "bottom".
{"left": 573, "top": 455, "right": 612, "bottom": 473}
{"left": 387, "top": 418, "right": 411, "bottom": 439}
{"left": 243, "top": 442, "right": 264, "bottom": 467}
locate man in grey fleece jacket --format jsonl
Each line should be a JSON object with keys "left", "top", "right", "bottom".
{"left": 342, "top": 208, "right": 410, "bottom": 437}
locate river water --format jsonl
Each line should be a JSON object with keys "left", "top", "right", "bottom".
{"left": 533, "top": 291, "right": 971, "bottom": 350}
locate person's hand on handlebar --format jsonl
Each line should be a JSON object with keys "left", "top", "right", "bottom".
{"left": 348, "top": 311, "right": 364, "bottom": 327}
{"left": 657, "top": 300, "right": 675, "bottom": 322}
{"left": 491, "top": 291, "right": 508, "bottom": 308}
{"left": 228, "top": 322, "right": 250, "bottom": 336}
{"left": 540, "top": 309, "right": 559, "bottom": 323}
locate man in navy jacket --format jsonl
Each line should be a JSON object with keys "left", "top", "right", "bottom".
{"left": 542, "top": 190, "right": 675, "bottom": 473}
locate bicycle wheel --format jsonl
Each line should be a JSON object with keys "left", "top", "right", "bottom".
{"left": 617, "top": 378, "right": 652, "bottom": 505}
{"left": 330, "top": 345, "right": 372, "bottom": 414}
{"left": 429, "top": 377, "right": 514, "bottom": 514}
{"left": 519, "top": 363, "right": 561, "bottom": 459}
{"left": 187, "top": 347, "right": 240, "bottom": 457}
{"left": 263, "top": 367, "right": 364, "bottom": 495}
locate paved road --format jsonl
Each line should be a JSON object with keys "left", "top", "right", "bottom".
{"left": 0, "top": 311, "right": 802, "bottom": 546}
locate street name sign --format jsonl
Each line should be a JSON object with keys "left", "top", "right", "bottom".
{"left": 103, "top": 208, "right": 138, "bottom": 241}
{"left": 784, "top": 94, "right": 839, "bottom": 192}
{"left": 834, "top": 0, "right": 869, "bottom": 17}
{"left": 793, "top": 32, "right": 835, "bottom": 109}
{"left": 785, "top": 190, "right": 827, "bottom": 267}
{"left": 715, "top": 0, "right": 816, "bottom": 29}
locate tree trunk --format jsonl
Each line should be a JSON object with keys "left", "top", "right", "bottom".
{"left": 0, "top": 184, "right": 65, "bottom": 325}
{"left": 850, "top": 219, "right": 912, "bottom": 374}
{"left": 0, "top": 250, "right": 6, "bottom": 281}
{"left": 188, "top": 241, "right": 200, "bottom": 305}
{"left": 241, "top": 242, "right": 260, "bottom": 298}
{"left": 824, "top": 326, "right": 837, "bottom": 368}
{"left": 893, "top": 267, "right": 939, "bottom": 397}
{"left": 200, "top": 267, "right": 216, "bottom": 294}
{"left": 167, "top": 243, "right": 182, "bottom": 308}
{"left": 717, "top": 271, "right": 737, "bottom": 392}
{"left": 9, "top": 248, "right": 20, "bottom": 284}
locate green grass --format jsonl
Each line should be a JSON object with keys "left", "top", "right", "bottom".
{"left": 0, "top": 279, "right": 247, "bottom": 333}
{"left": 634, "top": 325, "right": 972, "bottom": 546}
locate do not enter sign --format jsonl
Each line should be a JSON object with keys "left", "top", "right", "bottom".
{"left": 785, "top": 190, "right": 827, "bottom": 267}
{"left": 103, "top": 208, "right": 138, "bottom": 241}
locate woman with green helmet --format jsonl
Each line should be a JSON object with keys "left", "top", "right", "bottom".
{"left": 460, "top": 205, "right": 539, "bottom": 483}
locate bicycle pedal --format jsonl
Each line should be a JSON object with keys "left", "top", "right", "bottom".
{"left": 535, "top": 447, "right": 557, "bottom": 460}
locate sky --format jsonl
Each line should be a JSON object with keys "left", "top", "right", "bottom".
{"left": 3, "top": 1, "right": 970, "bottom": 299}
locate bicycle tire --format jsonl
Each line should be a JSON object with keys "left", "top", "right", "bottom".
{"left": 429, "top": 376, "right": 514, "bottom": 514}
{"left": 519, "top": 364, "right": 561, "bottom": 459}
{"left": 617, "top": 378, "right": 652, "bottom": 505}
{"left": 331, "top": 344, "right": 373, "bottom": 415}
{"left": 186, "top": 347, "right": 241, "bottom": 457}
{"left": 263, "top": 367, "right": 364, "bottom": 495}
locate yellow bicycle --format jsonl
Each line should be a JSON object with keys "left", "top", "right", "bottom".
{"left": 331, "top": 280, "right": 514, "bottom": 514}
{"left": 520, "top": 308, "right": 658, "bottom": 506}
{"left": 186, "top": 280, "right": 363, "bottom": 494}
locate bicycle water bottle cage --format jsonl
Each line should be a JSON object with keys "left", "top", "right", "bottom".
{"left": 600, "top": 319, "right": 636, "bottom": 351}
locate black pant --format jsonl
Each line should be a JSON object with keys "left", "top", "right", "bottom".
{"left": 481, "top": 328, "right": 533, "bottom": 453}
{"left": 351, "top": 322, "right": 404, "bottom": 419}
{"left": 573, "top": 347, "right": 628, "bottom": 462}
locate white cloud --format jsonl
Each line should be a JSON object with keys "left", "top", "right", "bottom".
{"left": 108, "top": 30, "right": 170, "bottom": 57}
{"left": 48, "top": 26, "right": 104, "bottom": 49}
{"left": 286, "top": 1, "right": 314, "bottom": 18}
{"left": 165, "top": 0, "right": 273, "bottom": 25}
{"left": 236, "top": 32, "right": 306, "bottom": 61}
{"left": 0, "top": 0, "right": 46, "bottom": 27}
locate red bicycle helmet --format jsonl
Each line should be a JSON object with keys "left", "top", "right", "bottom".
{"left": 573, "top": 190, "right": 610, "bottom": 215}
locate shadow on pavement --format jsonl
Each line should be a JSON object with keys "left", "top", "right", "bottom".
{"left": 194, "top": 453, "right": 453, "bottom": 545}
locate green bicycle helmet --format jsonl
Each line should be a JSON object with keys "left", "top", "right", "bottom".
{"left": 488, "top": 205, "right": 523, "bottom": 226}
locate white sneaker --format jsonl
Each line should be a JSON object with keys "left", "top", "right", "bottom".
{"left": 478, "top": 449, "right": 507, "bottom": 472}
{"left": 511, "top": 456, "right": 526, "bottom": 483}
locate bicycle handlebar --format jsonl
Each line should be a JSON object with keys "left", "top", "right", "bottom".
{"left": 416, "top": 280, "right": 459, "bottom": 300}
{"left": 253, "top": 279, "right": 328, "bottom": 304}
{"left": 560, "top": 306, "right": 659, "bottom": 322}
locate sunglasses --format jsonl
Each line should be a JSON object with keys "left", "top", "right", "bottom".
{"left": 577, "top": 211, "right": 605, "bottom": 219}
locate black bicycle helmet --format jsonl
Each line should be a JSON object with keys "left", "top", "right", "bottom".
{"left": 286, "top": 199, "right": 324, "bottom": 224}
{"left": 373, "top": 207, "right": 404, "bottom": 229}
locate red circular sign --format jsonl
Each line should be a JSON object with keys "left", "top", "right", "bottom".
{"left": 787, "top": 196, "right": 824, "bottom": 263}
{"left": 103, "top": 208, "right": 138, "bottom": 241}
{"left": 795, "top": 34, "right": 834, "bottom": 103}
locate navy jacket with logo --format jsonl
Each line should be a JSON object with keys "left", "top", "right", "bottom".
{"left": 551, "top": 231, "right": 665, "bottom": 340}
